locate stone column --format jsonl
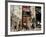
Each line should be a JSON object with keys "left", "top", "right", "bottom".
{"left": 30, "top": 6, "right": 36, "bottom": 28}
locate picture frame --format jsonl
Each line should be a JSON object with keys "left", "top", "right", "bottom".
{"left": 5, "top": 0, "right": 45, "bottom": 36}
